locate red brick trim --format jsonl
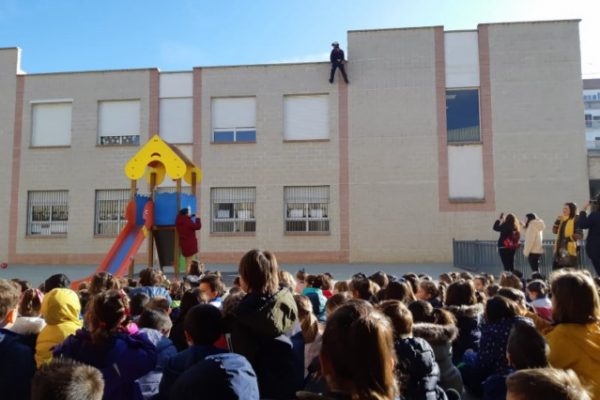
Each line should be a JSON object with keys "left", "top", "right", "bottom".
{"left": 193, "top": 68, "right": 203, "bottom": 252}
{"left": 436, "top": 26, "right": 496, "bottom": 212}
{"left": 338, "top": 81, "right": 350, "bottom": 261}
{"left": 8, "top": 75, "right": 24, "bottom": 262}
{"left": 149, "top": 69, "right": 159, "bottom": 135}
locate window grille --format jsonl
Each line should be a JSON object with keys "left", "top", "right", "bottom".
{"left": 95, "top": 189, "right": 129, "bottom": 236}
{"left": 284, "top": 186, "right": 329, "bottom": 232}
{"left": 211, "top": 187, "right": 256, "bottom": 233}
{"left": 27, "top": 191, "right": 69, "bottom": 236}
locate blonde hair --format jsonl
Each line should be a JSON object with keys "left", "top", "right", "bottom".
{"left": 506, "top": 368, "right": 590, "bottom": 400}
{"left": 294, "top": 294, "right": 320, "bottom": 343}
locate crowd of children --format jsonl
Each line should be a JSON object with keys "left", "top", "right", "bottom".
{"left": 1, "top": 252, "right": 599, "bottom": 400}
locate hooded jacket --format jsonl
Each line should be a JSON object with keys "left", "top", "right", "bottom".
{"left": 35, "top": 288, "right": 82, "bottom": 366}
{"left": 444, "top": 303, "right": 483, "bottom": 364}
{"left": 413, "top": 323, "right": 463, "bottom": 394}
{"left": 231, "top": 288, "right": 302, "bottom": 399}
{"left": 10, "top": 316, "right": 46, "bottom": 350}
{"left": 523, "top": 218, "right": 545, "bottom": 256}
{"left": 0, "top": 329, "right": 36, "bottom": 400}
{"left": 136, "top": 328, "right": 177, "bottom": 399}
{"left": 54, "top": 329, "right": 157, "bottom": 400}
{"left": 546, "top": 322, "right": 600, "bottom": 399}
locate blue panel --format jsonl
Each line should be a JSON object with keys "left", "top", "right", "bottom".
{"left": 236, "top": 130, "right": 256, "bottom": 143}
{"left": 213, "top": 131, "right": 234, "bottom": 143}
{"left": 154, "top": 192, "right": 197, "bottom": 226}
{"left": 446, "top": 90, "right": 480, "bottom": 131}
{"left": 135, "top": 195, "right": 151, "bottom": 225}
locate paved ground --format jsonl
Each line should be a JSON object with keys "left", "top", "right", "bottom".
{"left": 0, "top": 262, "right": 495, "bottom": 287}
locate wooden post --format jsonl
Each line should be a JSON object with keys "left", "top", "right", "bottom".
{"left": 174, "top": 178, "right": 182, "bottom": 281}
{"left": 147, "top": 172, "right": 156, "bottom": 269}
{"left": 128, "top": 180, "right": 137, "bottom": 280}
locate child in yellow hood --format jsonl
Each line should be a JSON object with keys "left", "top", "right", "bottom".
{"left": 545, "top": 270, "right": 600, "bottom": 399}
{"left": 35, "top": 288, "right": 82, "bottom": 367}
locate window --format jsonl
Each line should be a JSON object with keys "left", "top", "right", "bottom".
{"left": 31, "top": 102, "right": 72, "bottom": 147}
{"left": 284, "top": 186, "right": 329, "bottom": 233}
{"left": 211, "top": 97, "right": 256, "bottom": 143}
{"left": 160, "top": 98, "right": 193, "bottom": 143}
{"left": 284, "top": 95, "right": 329, "bottom": 140}
{"left": 211, "top": 187, "right": 256, "bottom": 233}
{"left": 590, "top": 180, "right": 600, "bottom": 200}
{"left": 27, "top": 191, "right": 69, "bottom": 236}
{"left": 98, "top": 100, "right": 141, "bottom": 145}
{"left": 446, "top": 89, "right": 480, "bottom": 143}
{"left": 95, "top": 189, "right": 129, "bottom": 236}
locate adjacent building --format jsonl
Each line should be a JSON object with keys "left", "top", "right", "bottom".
{"left": 0, "top": 20, "right": 590, "bottom": 265}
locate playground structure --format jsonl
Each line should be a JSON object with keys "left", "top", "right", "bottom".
{"left": 71, "top": 135, "right": 202, "bottom": 288}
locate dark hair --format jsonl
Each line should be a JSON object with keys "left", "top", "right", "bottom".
{"left": 383, "top": 280, "right": 416, "bottom": 304}
{"left": 551, "top": 270, "right": 600, "bottom": 324}
{"left": 379, "top": 300, "right": 413, "bottom": 337}
{"left": 188, "top": 261, "right": 202, "bottom": 277}
{"left": 506, "top": 368, "right": 590, "bottom": 400}
{"left": 503, "top": 213, "right": 520, "bottom": 231}
{"left": 179, "top": 208, "right": 189, "bottom": 215}
{"left": 238, "top": 249, "right": 279, "bottom": 295}
{"left": 497, "top": 287, "right": 526, "bottom": 307}
{"left": 44, "top": 274, "right": 71, "bottom": 293}
{"left": 507, "top": 321, "right": 548, "bottom": 369}
{"left": 486, "top": 283, "right": 500, "bottom": 297}
{"left": 0, "top": 279, "right": 21, "bottom": 321}
{"left": 485, "top": 295, "right": 520, "bottom": 324}
{"left": 321, "top": 274, "right": 334, "bottom": 291}
{"left": 296, "top": 269, "right": 307, "bottom": 281}
{"left": 31, "top": 358, "right": 104, "bottom": 400}
{"left": 11, "top": 278, "right": 30, "bottom": 293}
{"left": 326, "top": 293, "right": 350, "bottom": 315}
{"left": 445, "top": 280, "right": 476, "bottom": 306}
{"left": 78, "top": 289, "right": 91, "bottom": 316}
{"left": 408, "top": 300, "right": 434, "bottom": 323}
{"left": 130, "top": 292, "right": 150, "bottom": 317}
{"left": 350, "top": 277, "right": 376, "bottom": 301}
{"left": 199, "top": 274, "right": 224, "bottom": 297}
{"left": 178, "top": 288, "right": 207, "bottom": 321}
{"left": 184, "top": 304, "right": 222, "bottom": 345}
{"left": 222, "top": 291, "right": 245, "bottom": 317}
{"left": 89, "top": 272, "right": 120, "bottom": 296}
{"left": 525, "top": 213, "right": 537, "bottom": 228}
{"left": 86, "top": 290, "right": 129, "bottom": 343}
{"left": 321, "top": 301, "right": 397, "bottom": 399}
{"left": 369, "top": 272, "right": 389, "bottom": 289}
{"left": 500, "top": 272, "right": 523, "bottom": 290}
{"left": 138, "top": 309, "right": 173, "bottom": 333}
{"left": 402, "top": 274, "right": 419, "bottom": 295}
{"left": 564, "top": 202, "right": 577, "bottom": 219}
{"left": 147, "top": 297, "right": 170, "bottom": 314}
{"left": 18, "top": 288, "right": 44, "bottom": 317}
{"left": 526, "top": 280, "right": 548, "bottom": 297}
{"left": 418, "top": 280, "right": 440, "bottom": 300}
{"left": 139, "top": 268, "right": 161, "bottom": 287}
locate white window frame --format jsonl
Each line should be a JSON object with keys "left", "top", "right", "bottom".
{"left": 211, "top": 97, "right": 257, "bottom": 144}
{"left": 27, "top": 191, "right": 69, "bottom": 236}
{"left": 98, "top": 99, "right": 141, "bottom": 146}
{"left": 31, "top": 101, "right": 73, "bottom": 147}
{"left": 94, "top": 189, "right": 130, "bottom": 236}
{"left": 211, "top": 187, "right": 256, "bottom": 234}
{"left": 284, "top": 186, "right": 330, "bottom": 233}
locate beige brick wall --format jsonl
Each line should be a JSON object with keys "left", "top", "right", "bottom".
{"left": 199, "top": 63, "right": 342, "bottom": 254}
{"left": 0, "top": 48, "right": 19, "bottom": 261}
{"left": 15, "top": 70, "right": 153, "bottom": 256}
{"left": 347, "top": 28, "right": 444, "bottom": 262}
{"left": 487, "top": 21, "right": 588, "bottom": 232}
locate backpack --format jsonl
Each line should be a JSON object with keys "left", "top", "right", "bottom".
{"left": 502, "top": 230, "right": 520, "bottom": 249}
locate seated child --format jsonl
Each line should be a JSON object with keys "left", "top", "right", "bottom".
{"left": 526, "top": 280, "right": 552, "bottom": 321}
{"left": 31, "top": 358, "right": 104, "bottom": 400}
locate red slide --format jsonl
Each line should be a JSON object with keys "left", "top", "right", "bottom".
{"left": 71, "top": 200, "right": 154, "bottom": 289}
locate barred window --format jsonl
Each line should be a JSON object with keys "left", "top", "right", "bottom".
{"left": 27, "top": 191, "right": 69, "bottom": 236}
{"left": 95, "top": 189, "right": 129, "bottom": 236}
{"left": 284, "top": 186, "right": 329, "bottom": 233}
{"left": 211, "top": 187, "right": 256, "bottom": 233}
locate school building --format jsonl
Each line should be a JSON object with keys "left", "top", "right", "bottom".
{"left": 0, "top": 19, "right": 593, "bottom": 266}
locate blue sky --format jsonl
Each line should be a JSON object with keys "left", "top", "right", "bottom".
{"left": 1, "top": 0, "right": 598, "bottom": 77}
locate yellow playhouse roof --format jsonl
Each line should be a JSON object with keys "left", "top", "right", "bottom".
{"left": 124, "top": 135, "right": 202, "bottom": 185}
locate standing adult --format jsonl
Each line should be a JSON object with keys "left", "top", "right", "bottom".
{"left": 552, "top": 202, "right": 582, "bottom": 270}
{"left": 493, "top": 213, "right": 521, "bottom": 271}
{"left": 522, "top": 213, "right": 545, "bottom": 272}
{"left": 175, "top": 208, "right": 201, "bottom": 274}
{"left": 578, "top": 195, "right": 600, "bottom": 276}
{"left": 329, "top": 41, "right": 349, "bottom": 84}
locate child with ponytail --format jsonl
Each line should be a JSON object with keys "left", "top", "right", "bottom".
{"left": 53, "top": 289, "right": 157, "bottom": 400}
{"left": 10, "top": 288, "right": 46, "bottom": 349}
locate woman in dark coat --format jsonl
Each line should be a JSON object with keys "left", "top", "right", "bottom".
{"left": 579, "top": 196, "right": 600, "bottom": 276}
{"left": 493, "top": 213, "right": 520, "bottom": 271}
{"left": 175, "top": 208, "right": 201, "bottom": 274}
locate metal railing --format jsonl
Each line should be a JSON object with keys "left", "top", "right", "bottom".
{"left": 453, "top": 239, "right": 594, "bottom": 277}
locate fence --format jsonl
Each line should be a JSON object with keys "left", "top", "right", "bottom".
{"left": 453, "top": 239, "right": 594, "bottom": 277}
